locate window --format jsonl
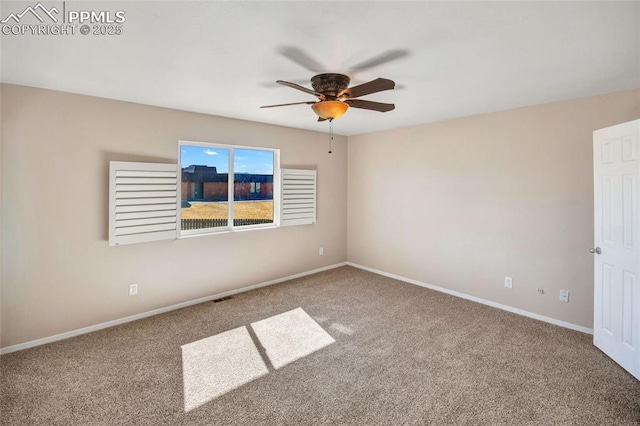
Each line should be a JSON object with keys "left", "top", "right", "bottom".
{"left": 108, "top": 158, "right": 314, "bottom": 246}
{"left": 179, "top": 141, "right": 279, "bottom": 236}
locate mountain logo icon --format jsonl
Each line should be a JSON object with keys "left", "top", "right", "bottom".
{"left": 1, "top": 3, "right": 59, "bottom": 24}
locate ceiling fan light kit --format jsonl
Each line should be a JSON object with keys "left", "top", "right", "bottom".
{"left": 311, "top": 100, "right": 348, "bottom": 120}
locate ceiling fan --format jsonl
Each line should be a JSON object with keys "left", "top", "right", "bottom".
{"left": 261, "top": 73, "right": 396, "bottom": 122}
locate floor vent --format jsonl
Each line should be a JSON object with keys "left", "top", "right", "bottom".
{"left": 213, "top": 296, "right": 234, "bottom": 303}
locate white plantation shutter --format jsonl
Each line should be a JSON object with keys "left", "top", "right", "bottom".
{"left": 109, "top": 161, "right": 179, "bottom": 246}
{"left": 280, "top": 169, "right": 317, "bottom": 226}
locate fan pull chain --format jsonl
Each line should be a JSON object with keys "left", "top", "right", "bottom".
{"left": 328, "top": 118, "right": 333, "bottom": 154}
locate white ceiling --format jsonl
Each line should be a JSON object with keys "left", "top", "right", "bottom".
{"left": 1, "top": 1, "right": 639, "bottom": 136}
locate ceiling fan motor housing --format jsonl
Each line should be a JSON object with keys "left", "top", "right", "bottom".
{"left": 311, "top": 73, "right": 350, "bottom": 99}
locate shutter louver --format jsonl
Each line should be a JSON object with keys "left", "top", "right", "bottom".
{"left": 280, "top": 169, "right": 317, "bottom": 226}
{"left": 109, "top": 161, "right": 179, "bottom": 246}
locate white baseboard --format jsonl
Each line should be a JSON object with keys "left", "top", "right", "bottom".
{"left": 347, "top": 262, "right": 593, "bottom": 335}
{"left": 0, "top": 262, "right": 348, "bottom": 355}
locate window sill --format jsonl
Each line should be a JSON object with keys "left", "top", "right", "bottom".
{"left": 179, "top": 223, "right": 278, "bottom": 239}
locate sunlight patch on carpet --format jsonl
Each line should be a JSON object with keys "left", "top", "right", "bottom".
{"left": 251, "top": 307, "right": 336, "bottom": 369}
{"left": 181, "top": 327, "right": 269, "bottom": 411}
{"left": 181, "top": 308, "right": 335, "bottom": 411}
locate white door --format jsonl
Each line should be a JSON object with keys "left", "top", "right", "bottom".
{"left": 593, "top": 119, "right": 640, "bottom": 380}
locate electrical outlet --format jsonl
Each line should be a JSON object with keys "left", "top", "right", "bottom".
{"left": 537, "top": 288, "right": 545, "bottom": 295}
{"left": 319, "top": 247, "right": 324, "bottom": 256}
{"left": 504, "top": 277, "right": 513, "bottom": 289}
{"left": 559, "top": 289, "right": 570, "bottom": 303}
{"left": 129, "top": 283, "right": 138, "bottom": 296}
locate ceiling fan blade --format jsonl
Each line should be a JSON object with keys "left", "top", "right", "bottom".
{"left": 340, "top": 78, "right": 395, "bottom": 99}
{"left": 344, "top": 99, "right": 395, "bottom": 113}
{"left": 278, "top": 46, "right": 325, "bottom": 73}
{"left": 349, "top": 49, "right": 408, "bottom": 73}
{"left": 276, "top": 80, "right": 320, "bottom": 97}
{"left": 260, "top": 79, "right": 309, "bottom": 89}
{"left": 260, "top": 101, "right": 316, "bottom": 108}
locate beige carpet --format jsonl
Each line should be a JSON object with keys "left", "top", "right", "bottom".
{"left": 1, "top": 266, "right": 639, "bottom": 425}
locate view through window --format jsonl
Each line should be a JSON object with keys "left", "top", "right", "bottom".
{"left": 180, "top": 143, "right": 277, "bottom": 235}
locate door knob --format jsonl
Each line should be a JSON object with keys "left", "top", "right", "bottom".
{"left": 590, "top": 247, "right": 602, "bottom": 255}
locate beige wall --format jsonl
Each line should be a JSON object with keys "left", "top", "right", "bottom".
{"left": 0, "top": 84, "right": 348, "bottom": 348}
{"left": 0, "top": 84, "right": 3, "bottom": 344}
{"left": 348, "top": 90, "right": 640, "bottom": 329}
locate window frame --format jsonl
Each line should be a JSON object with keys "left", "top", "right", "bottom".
{"left": 178, "top": 140, "right": 280, "bottom": 238}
